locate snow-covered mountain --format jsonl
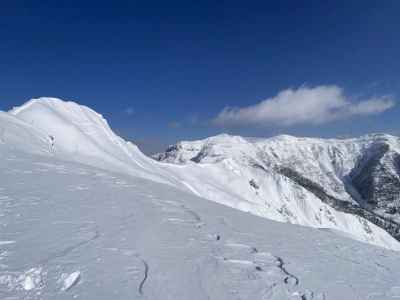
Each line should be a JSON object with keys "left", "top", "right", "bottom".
{"left": 2, "top": 97, "right": 400, "bottom": 251}
{"left": 7, "top": 98, "right": 180, "bottom": 186}
{"left": 155, "top": 133, "right": 400, "bottom": 249}
{"left": 2, "top": 99, "right": 400, "bottom": 299}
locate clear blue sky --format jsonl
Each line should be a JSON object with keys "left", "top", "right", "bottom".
{"left": 1, "top": 1, "right": 399, "bottom": 153}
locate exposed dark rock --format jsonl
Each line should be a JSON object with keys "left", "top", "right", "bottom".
{"left": 350, "top": 143, "right": 400, "bottom": 211}
{"left": 153, "top": 144, "right": 181, "bottom": 161}
{"left": 275, "top": 166, "right": 400, "bottom": 241}
{"left": 249, "top": 179, "right": 259, "bottom": 190}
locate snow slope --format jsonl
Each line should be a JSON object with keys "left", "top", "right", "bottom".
{"left": 1, "top": 149, "right": 400, "bottom": 299}
{"left": 4, "top": 97, "right": 400, "bottom": 250}
{"left": 9, "top": 98, "right": 178, "bottom": 186}
{"left": 0, "top": 111, "right": 51, "bottom": 155}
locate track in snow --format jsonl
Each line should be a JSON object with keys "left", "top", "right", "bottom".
{"left": 138, "top": 258, "right": 149, "bottom": 296}
{"left": 276, "top": 256, "right": 299, "bottom": 286}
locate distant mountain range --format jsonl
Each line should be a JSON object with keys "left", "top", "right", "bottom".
{"left": 154, "top": 133, "right": 400, "bottom": 247}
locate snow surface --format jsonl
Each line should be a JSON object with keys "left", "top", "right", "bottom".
{"left": 3, "top": 97, "right": 400, "bottom": 251}
{"left": 1, "top": 149, "right": 400, "bottom": 299}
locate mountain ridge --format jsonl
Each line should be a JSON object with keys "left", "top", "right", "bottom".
{"left": 155, "top": 127, "right": 400, "bottom": 248}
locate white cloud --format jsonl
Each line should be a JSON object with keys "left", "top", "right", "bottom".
{"left": 347, "top": 97, "right": 394, "bottom": 115}
{"left": 213, "top": 85, "right": 395, "bottom": 127}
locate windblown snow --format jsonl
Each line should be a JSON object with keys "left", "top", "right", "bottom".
{"left": 1, "top": 97, "right": 400, "bottom": 299}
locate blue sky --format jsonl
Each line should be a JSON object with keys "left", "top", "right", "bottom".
{"left": 1, "top": 1, "right": 399, "bottom": 153}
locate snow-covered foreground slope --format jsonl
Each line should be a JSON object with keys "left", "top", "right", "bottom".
{"left": 2, "top": 150, "right": 400, "bottom": 299}
{"left": 3, "top": 97, "right": 400, "bottom": 250}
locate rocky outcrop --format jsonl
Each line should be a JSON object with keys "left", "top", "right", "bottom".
{"left": 277, "top": 166, "right": 400, "bottom": 241}
{"left": 349, "top": 142, "right": 400, "bottom": 219}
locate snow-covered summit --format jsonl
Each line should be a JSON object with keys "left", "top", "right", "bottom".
{"left": 7, "top": 97, "right": 178, "bottom": 185}
{"left": 154, "top": 133, "right": 256, "bottom": 164}
{"left": 10, "top": 98, "right": 117, "bottom": 156}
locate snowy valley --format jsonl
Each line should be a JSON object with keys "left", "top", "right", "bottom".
{"left": 1, "top": 98, "right": 400, "bottom": 299}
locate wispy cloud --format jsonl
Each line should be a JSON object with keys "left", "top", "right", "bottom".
{"left": 213, "top": 85, "right": 395, "bottom": 127}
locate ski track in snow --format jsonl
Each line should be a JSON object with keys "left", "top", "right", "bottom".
{"left": 39, "top": 226, "right": 100, "bottom": 267}
{"left": 137, "top": 258, "right": 149, "bottom": 296}
{"left": 156, "top": 190, "right": 315, "bottom": 299}
{"left": 213, "top": 242, "right": 314, "bottom": 299}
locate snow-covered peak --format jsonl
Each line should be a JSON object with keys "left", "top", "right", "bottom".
{"left": 10, "top": 97, "right": 90, "bottom": 115}
{"left": 10, "top": 97, "right": 114, "bottom": 155}
{"left": 154, "top": 133, "right": 257, "bottom": 164}
{"left": 7, "top": 98, "right": 178, "bottom": 185}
